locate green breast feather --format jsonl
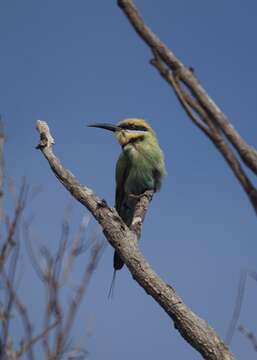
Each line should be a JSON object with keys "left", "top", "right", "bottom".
{"left": 115, "top": 140, "right": 166, "bottom": 227}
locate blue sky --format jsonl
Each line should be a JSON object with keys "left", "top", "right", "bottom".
{"left": 1, "top": 1, "right": 257, "bottom": 359}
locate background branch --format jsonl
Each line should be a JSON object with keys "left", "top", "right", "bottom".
{"left": 0, "top": 174, "right": 102, "bottom": 359}
{"left": 238, "top": 325, "right": 257, "bottom": 352}
{"left": 117, "top": 0, "right": 257, "bottom": 214}
{"left": 0, "top": 118, "right": 5, "bottom": 220}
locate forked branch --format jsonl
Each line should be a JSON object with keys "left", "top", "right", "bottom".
{"left": 117, "top": 0, "right": 257, "bottom": 214}
{"left": 36, "top": 120, "right": 235, "bottom": 360}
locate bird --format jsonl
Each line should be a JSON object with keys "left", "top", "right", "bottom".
{"left": 88, "top": 118, "right": 166, "bottom": 295}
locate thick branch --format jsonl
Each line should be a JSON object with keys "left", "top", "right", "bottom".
{"left": 117, "top": 0, "right": 257, "bottom": 177}
{"left": 36, "top": 121, "right": 235, "bottom": 360}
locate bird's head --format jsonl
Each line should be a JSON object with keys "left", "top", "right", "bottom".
{"left": 88, "top": 118, "right": 156, "bottom": 148}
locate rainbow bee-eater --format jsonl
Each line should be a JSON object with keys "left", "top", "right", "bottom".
{"left": 89, "top": 118, "right": 166, "bottom": 292}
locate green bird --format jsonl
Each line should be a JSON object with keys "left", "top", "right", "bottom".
{"left": 89, "top": 118, "right": 166, "bottom": 292}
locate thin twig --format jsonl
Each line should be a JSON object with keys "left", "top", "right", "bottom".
{"left": 238, "top": 325, "right": 257, "bottom": 352}
{"left": 0, "top": 182, "right": 28, "bottom": 269}
{"left": 54, "top": 242, "right": 103, "bottom": 357}
{"left": 1, "top": 270, "right": 35, "bottom": 360}
{"left": 0, "top": 118, "right": 5, "bottom": 220}
{"left": 225, "top": 270, "right": 247, "bottom": 344}
{"left": 16, "top": 320, "right": 59, "bottom": 358}
{"left": 2, "top": 244, "right": 20, "bottom": 351}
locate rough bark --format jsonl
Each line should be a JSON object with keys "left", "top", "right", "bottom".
{"left": 36, "top": 120, "right": 235, "bottom": 360}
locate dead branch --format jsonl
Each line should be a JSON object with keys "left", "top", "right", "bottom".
{"left": 150, "top": 55, "right": 257, "bottom": 213}
{"left": 238, "top": 325, "right": 257, "bottom": 352}
{"left": 225, "top": 270, "right": 247, "bottom": 345}
{"left": 117, "top": 0, "right": 257, "bottom": 214}
{"left": 53, "top": 242, "right": 103, "bottom": 358}
{"left": 1, "top": 270, "right": 35, "bottom": 360}
{"left": 0, "top": 118, "right": 5, "bottom": 220}
{"left": 0, "top": 178, "right": 102, "bottom": 359}
{"left": 24, "top": 204, "right": 103, "bottom": 359}
{"left": 0, "top": 182, "right": 28, "bottom": 270}
{"left": 0, "top": 183, "right": 29, "bottom": 359}
{"left": 16, "top": 320, "right": 59, "bottom": 358}
{"left": 226, "top": 269, "right": 257, "bottom": 346}
{"left": 36, "top": 120, "right": 235, "bottom": 360}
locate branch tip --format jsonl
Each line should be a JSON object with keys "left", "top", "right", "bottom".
{"left": 36, "top": 120, "right": 55, "bottom": 149}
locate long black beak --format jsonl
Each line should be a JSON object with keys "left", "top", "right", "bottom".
{"left": 88, "top": 123, "right": 120, "bottom": 132}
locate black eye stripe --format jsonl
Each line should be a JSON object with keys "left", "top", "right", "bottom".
{"left": 119, "top": 124, "right": 148, "bottom": 131}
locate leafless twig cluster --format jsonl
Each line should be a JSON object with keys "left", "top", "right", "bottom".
{"left": 0, "top": 125, "right": 103, "bottom": 359}
{"left": 24, "top": 216, "right": 103, "bottom": 360}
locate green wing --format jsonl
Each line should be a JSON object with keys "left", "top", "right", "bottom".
{"left": 114, "top": 154, "right": 132, "bottom": 270}
{"left": 115, "top": 153, "right": 131, "bottom": 222}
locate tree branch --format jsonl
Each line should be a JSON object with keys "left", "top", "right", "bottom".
{"left": 36, "top": 120, "right": 235, "bottom": 360}
{"left": 225, "top": 270, "right": 247, "bottom": 345}
{"left": 117, "top": 0, "right": 257, "bottom": 199}
{"left": 0, "top": 119, "right": 5, "bottom": 220}
{"left": 150, "top": 53, "right": 257, "bottom": 213}
{"left": 16, "top": 320, "right": 59, "bottom": 358}
{"left": 1, "top": 270, "right": 34, "bottom": 360}
{"left": 238, "top": 325, "right": 257, "bottom": 352}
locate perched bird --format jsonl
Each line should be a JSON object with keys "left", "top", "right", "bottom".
{"left": 89, "top": 118, "right": 166, "bottom": 293}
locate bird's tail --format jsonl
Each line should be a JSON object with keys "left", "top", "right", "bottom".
{"left": 114, "top": 251, "right": 124, "bottom": 270}
{"left": 108, "top": 252, "right": 124, "bottom": 299}
{"left": 108, "top": 269, "right": 117, "bottom": 299}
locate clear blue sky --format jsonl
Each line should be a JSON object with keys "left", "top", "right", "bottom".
{"left": 1, "top": 1, "right": 257, "bottom": 359}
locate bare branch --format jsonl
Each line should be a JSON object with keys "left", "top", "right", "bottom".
{"left": 23, "top": 204, "right": 102, "bottom": 358}
{"left": 118, "top": 0, "right": 257, "bottom": 174}
{"left": 225, "top": 270, "right": 247, "bottom": 345}
{"left": 16, "top": 320, "right": 59, "bottom": 358}
{"left": 0, "top": 122, "right": 100, "bottom": 358}
{"left": 150, "top": 54, "right": 213, "bottom": 135}
{"left": 53, "top": 242, "right": 103, "bottom": 358}
{"left": 150, "top": 53, "right": 257, "bottom": 213}
{"left": 2, "top": 243, "right": 20, "bottom": 352}
{"left": 238, "top": 325, "right": 257, "bottom": 352}
{"left": 226, "top": 269, "right": 257, "bottom": 346}
{"left": 1, "top": 270, "right": 34, "bottom": 360}
{"left": 0, "top": 119, "right": 5, "bottom": 220}
{"left": 36, "top": 121, "right": 235, "bottom": 360}
{"left": 0, "top": 182, "right": 28, "bottom": 270}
